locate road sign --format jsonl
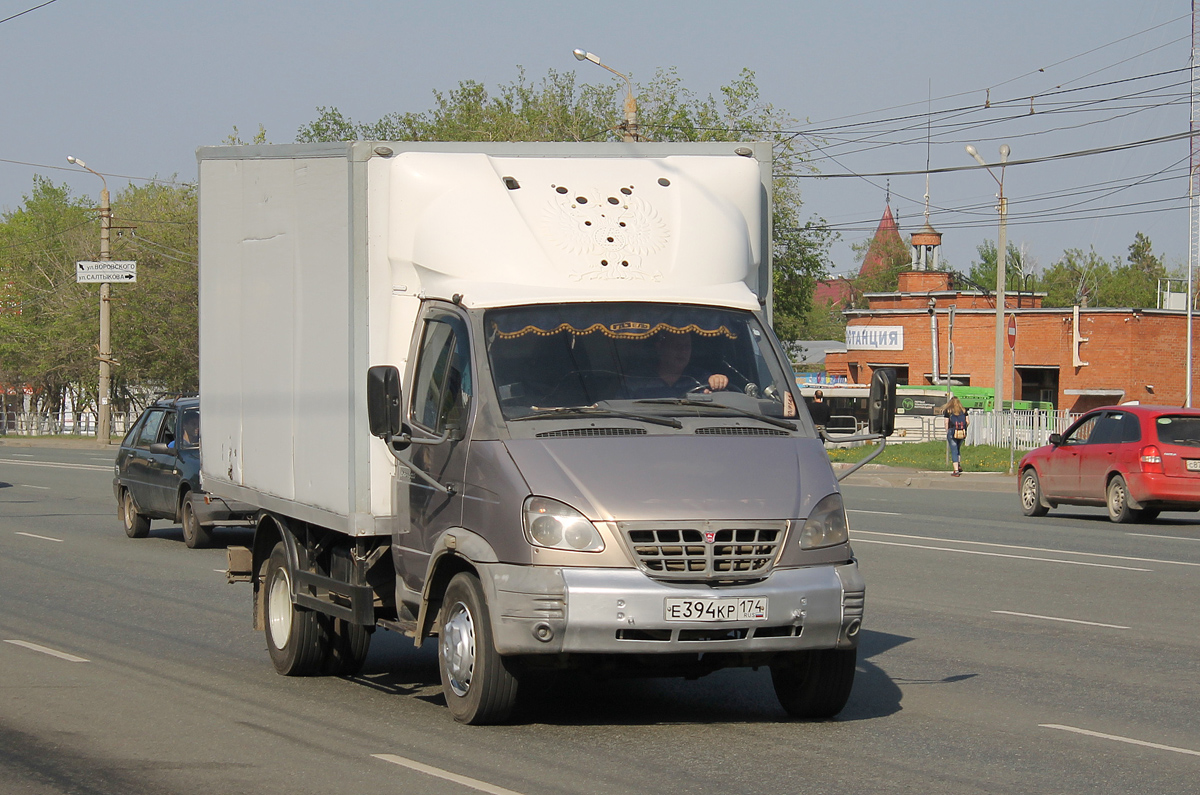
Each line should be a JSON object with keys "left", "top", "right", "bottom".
{"left": 1007, "top": 314, "right": 1017, "bottom": 349}
{"left": 76, "top": 260, "right": 137, "bottom": 283}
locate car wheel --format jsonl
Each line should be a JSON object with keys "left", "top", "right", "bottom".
{"left": 121, "top": 489, "right": 151, "bottom": 538}
{"left": 771, "top": 647, "right": 857, "bottom": 720}
{"left": 263, "top": 542, "right": 332, "bottom": 676}
{"left": 1020, "top": 469, "right": 1049, "bottom": 517}
{"left": 1106, "top": 475, "right": 1138, "bottom": 523}
{"left": 438, "top": 572, "right": 519, "bottom": 725}
{"left": 181, "top": 494, "right": 214, "bottom": 549}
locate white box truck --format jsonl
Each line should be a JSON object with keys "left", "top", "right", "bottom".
{"left": 199, "top": 141, "right": 891, "bottom": 724}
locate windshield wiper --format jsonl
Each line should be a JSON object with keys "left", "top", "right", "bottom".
{"left": 634, "top": 398, "right": 797, "bottom": 431}
{"left": 511, "top": 405, "right": 682, "bottom": 429}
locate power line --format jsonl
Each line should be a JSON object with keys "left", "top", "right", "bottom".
{"left": 0, "top": 0, "right": 57, "bottom": 26}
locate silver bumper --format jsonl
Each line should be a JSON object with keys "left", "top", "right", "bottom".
{"left": 483, "top": 562, "right": 864, "bottom": 656}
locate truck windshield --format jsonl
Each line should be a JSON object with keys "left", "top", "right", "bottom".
{"left": 485, "top": 303, "right": 798, "bottom": 422}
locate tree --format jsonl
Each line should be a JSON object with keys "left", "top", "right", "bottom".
{"left": 295, "top": 66, "right": 835, "bottom": 341}
{"left": 968, "top": 240, "right": 1026, "bottom": 293}
{"left": 1040, "top": 248, "right": 1112, "bottom": 308}
{"left": 845, "top": 233, "right": 912, "bottom": 307}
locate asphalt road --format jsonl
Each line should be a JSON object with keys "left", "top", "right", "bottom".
{"left": 1, "top": 445, "right": 1198, "bottom": 794}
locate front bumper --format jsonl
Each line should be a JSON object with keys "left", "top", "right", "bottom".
{"left": 483, "top": 562, "right": 864, "bottom": 656}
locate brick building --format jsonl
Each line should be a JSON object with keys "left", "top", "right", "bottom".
{"left": 824, "top": 269, "right": 1200, "bottom": 412}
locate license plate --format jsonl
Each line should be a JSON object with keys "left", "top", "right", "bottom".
{"left": 1188, "top": 459, "right": 1200, "bottom": 472}
{"left": 663, "top": 597, "right": 768, "bottom": 622}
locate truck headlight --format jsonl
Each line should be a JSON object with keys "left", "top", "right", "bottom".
{"left": 522, "top": 496, "right": 605, "bottom": 552}
{"left": 798, "top": 493, "right": 849, "bottom": 549}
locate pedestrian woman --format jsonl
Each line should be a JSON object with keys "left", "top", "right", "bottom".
{"left": 943, "top": 397, "right": 969, "bottom": 476}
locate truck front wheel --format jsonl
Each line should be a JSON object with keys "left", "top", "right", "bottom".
{"left": 263, "top": 542, "right": 331, "bottom": 676}
{"left": 438, "top": 572, "right": 519, "bottom": 725}
{"left": 771, "top": 647, "right": 857, "bottom": 720}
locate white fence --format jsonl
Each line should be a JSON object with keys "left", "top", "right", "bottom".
{"left": 828, "top": 409, "right": 1079, "bottom": 449}
{"left": 1, "top": 411, "right": 131, "bottom": 438}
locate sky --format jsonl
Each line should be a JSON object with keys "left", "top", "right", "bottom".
{"left": 0, "top": 0, "right": 1192, "bottom": 279}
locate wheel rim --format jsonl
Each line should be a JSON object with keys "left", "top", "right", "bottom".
{"left": 182, "top": 502, "right": 194, "bottom": 540}
{"left": 267, "top": 567, "right": 293, "bottom": 650}
{"left": 441, "top": 600, "right": 475, "bottom": 697}
{"left": 124, "top": 492, "right": 135, "bottom": 530}
{"left": 1021, "top": 474, "right": 1038, "bottom": 511}
{"left": 1109, "top": 480, "right": 1126, "bottom": 516}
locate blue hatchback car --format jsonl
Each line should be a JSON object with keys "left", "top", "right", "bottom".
{"left": 113, "top": 396, "right": 254, "bottom": 547}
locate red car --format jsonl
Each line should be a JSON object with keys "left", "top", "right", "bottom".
{"left": 1018, "top": 405, "right": 1200, "bottom": 523}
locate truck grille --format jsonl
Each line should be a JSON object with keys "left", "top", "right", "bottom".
{"left": 616, "top": 520, "right": 785, "bottom": 581}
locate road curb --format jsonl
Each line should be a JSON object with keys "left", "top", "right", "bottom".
{"left": 835, "top": 463, "right": 1014, "bottom": 492}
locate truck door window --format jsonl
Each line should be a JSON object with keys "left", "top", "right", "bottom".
{"left": 411, "top": 316, "right": 472, "bottom": 434}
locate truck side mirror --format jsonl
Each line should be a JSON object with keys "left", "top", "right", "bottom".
{"left": 868, "top": 368, "right": 897, "bottom": 437}
{"left": 367, "top": 365, "right": 403, "bottom": 438}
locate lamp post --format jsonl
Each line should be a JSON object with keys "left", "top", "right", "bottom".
{"left": 573, "top": 48, "right": 638, "bottom": 142}
{"left": 67, "top": 156, "right": 112, "bottom": 445}
{"left": 966, "top": 143, "right": 1010, "bottom": 442}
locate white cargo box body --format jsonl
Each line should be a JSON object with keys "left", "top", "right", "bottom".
{"left": 197, "top": 141, "right": 772, "bottom": 536}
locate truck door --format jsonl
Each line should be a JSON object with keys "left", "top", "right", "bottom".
{"left": 397, "top": 309, "right": 473, "bottom": 592}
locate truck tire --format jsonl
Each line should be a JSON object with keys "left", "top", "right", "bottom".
{"left": 771, "top": 647, "right": 857, "bottom": 720}
{"left": 263, "top": 542, "right": 331, "bottom": 676}
{"left": 438, "top": 572, "right": 519, "bottom": 725}
{"left": 1019, "top": 468, "right": 1049, "bottom": 517}
{"left": 121, "top": 490, "right": 151, "bottom": 539}
{"left": 181, "top": 494, "right": 214, "bottom": 549}
{"left": 326, "top": 618, "right": 371, "bottom": 676}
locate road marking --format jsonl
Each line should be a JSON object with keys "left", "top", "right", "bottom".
{"left": 19, "top": 484, "right": 50, "bottom": 490}
{"left": 88, "top": 457, "right": 112, "bottom": 462}
{"left": 14, "top": 531, "right": 63, "bottom": 543}
{"left": 992, "top": 610, "right": 1130, "bottom": 629}
{"left": 4, "top": 640, "right": 89, "bottom": 663}
{"left": 853, "top": 539, "right": 1152, "bottom": 571}
{"left": 0, "top": 458, "right": 111, "bottom": 472}
{"left": 1127, "top": 532, "right": 1200, "bottom": 543}
{"left": 12, "top": 453, "right": 33, "bottom": 457}
{"left": 848, "top": 509, "right": 903, "bottom": 516}
{"left": 854, "top": 530, "right": 1200, "bottom": 568}
{"left": 1041, "top": 724, "right": 1200, "bottom": 757}
{"left": 372, "top": 754, "right": 525, "bottom": 795}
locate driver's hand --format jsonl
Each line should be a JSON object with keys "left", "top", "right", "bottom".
{"left": 708, "top": 374, "right": 729, "bottom": 391}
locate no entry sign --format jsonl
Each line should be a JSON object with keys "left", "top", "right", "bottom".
{"left": 1007, "top": 314, "right": 1017, "bottom": 349}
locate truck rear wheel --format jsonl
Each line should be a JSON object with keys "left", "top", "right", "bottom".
{"left": 181, "top": 495, "right": 213, "bottom": 549}
{"left": 121, "top": 490, "right": 151, "bottom": 539}
{"left": 438, "top": 572, "right": 519, "bottom": 725}
{"left": 263, "top": 542, "right": 331, "bottom": 676}
{"left": 771, "top": 647, "right": 857, "bottom": 720}
{"left": 326, "top": 618, "right": 371, "bottom": 676}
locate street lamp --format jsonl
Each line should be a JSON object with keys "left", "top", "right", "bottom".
{"left": 573, "top": 48, "right": 638, "bottom": 142}
{"left": 67, "top": 155, "right": 112, "bottom": 445}
{"left": 965, "top": 143, "right": 1010, "bottom": 439}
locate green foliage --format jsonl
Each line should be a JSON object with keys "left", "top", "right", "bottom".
{"left": 295, "top": 66, "right": 835, "bottom": 341}
{"left": 845, "top": 233, "right": 911, "bottom": 306}
{"left": 0, "top": 177, "right": 197, "bottom": 416}
{"left": 825, "top": 440, "right": 1015, "bottom": 472}
{"left": 969, "top": 240, "right": 1026, "bottom": 291}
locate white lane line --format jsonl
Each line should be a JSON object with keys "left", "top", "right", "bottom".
{"left": 1041, "top": 724, "right": 1200, "bottom": 757}
{"left": 854, "top": 530, "right": 1200, "bottom": 568}
{"left": 992, "top": 610, "right": 1130, "bottom": 629}
{"left": 12, "top": 454, "right": 33, "bottom": 457}
{"left": 372, "top": 754, "right": 525, "bottom": 795}
{"left": 19, "top": 484, "right": 50, "bottom": 490}
{"left": 1127, "top": 532, "right": 1200, "bottom": 543}
{"left": 0, "top": 458, "right": 111, "bottom": 472}
{"left": 848, "top": 509, "right": 903, "bottom": 516}
{"left": 88, "top": 458, "right": 112, "bottom": 462}
{"left": 853, "top": 539, "right": 1152, "bottom": 571}
{"left": 4, "top": 640, "right": 89, "bottom": 663}
{"left": 14, "top": 531, "right": 63, "bottom": 543}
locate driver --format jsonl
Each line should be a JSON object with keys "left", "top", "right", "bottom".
{"left": 630, "top": 332, "right": 728, "bottom": 398}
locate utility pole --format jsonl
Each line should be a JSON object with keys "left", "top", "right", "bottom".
{"left": 68, "top": 156, "right": 112, "bottom": 445}
{"left": 573, "top": 48, "right": 639, "bottom": 142}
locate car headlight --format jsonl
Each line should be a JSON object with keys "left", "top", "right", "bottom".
{"left": 798, "top": 493, "right": 849, "bottom": 549}
{"left": 522, "top": 496, "right": 604, "bottom": 552}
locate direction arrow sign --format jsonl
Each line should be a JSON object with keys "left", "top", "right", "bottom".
{"left": 1007, "top": 314, "right": 1017, "bottom": 349}
{"left": 76, "top": 260, "right": 137, "bottom": 283}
